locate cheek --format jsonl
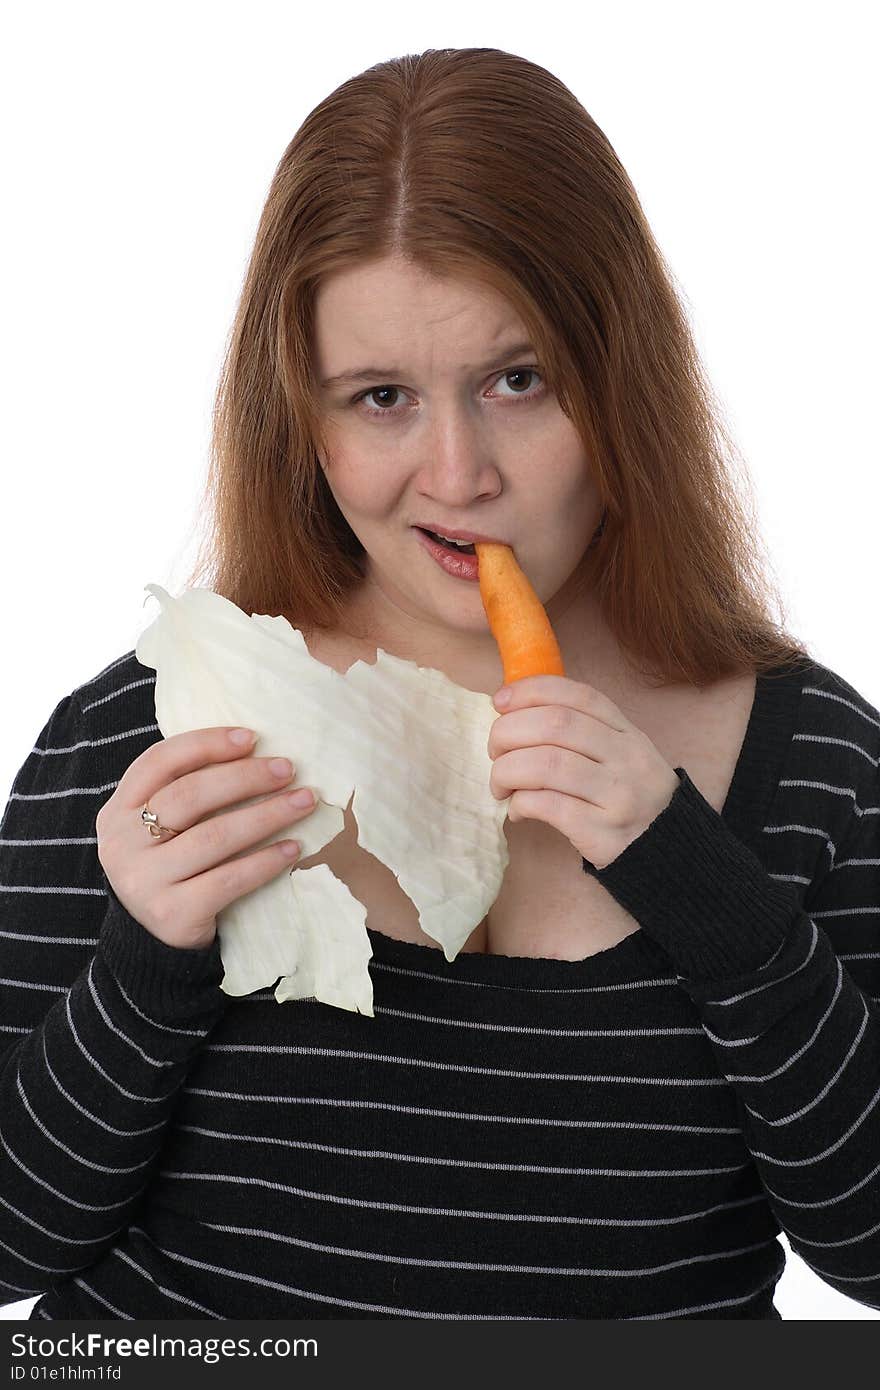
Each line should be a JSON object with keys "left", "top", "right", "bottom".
{"left": 541, "top": 461, "right": 601, "bottom": 525}
{"left": 320, "top": 449, "right": 398, "bottom": 524}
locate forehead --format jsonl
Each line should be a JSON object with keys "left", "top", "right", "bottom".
{"left": 313, "top": 256, "right": 527, "bottom": 364}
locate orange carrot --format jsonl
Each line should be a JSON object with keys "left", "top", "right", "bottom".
{"left": 474, "top": 542, "right": 565, "bottom": 684}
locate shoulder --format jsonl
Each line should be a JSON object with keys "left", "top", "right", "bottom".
{"left": 60, "top": 650, "right": 161, "bottom": 779}
{"left": 72, "top": 649, "right": 157, "bottom": 725}
{"left": 6, "top": 651, "right": 160, "bottom": 824}
{"left": 792, "top": 656, "right": 880, "bottom": 762}
{"left": 781, "top": 656, "right": 880, "bottom": 862}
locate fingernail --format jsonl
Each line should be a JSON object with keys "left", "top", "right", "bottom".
{"left": 287, "top": 788, "right": 315, "bottom": 809}
{"left": 229, "top": 728, "right": 255, "bottom": 745}
{"left": 494, "top": 687, "right": 511, "bottom": 708}
{"left": 269, "top": 757, "right": 293, "bottom": 778}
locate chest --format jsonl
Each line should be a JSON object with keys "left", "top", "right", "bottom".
{"left": 298, "top": 670, "right": 757, "bottom": 961}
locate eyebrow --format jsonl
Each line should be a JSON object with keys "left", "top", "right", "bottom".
{"left": 319, "top": 340, "right": 538, "bottom": 389}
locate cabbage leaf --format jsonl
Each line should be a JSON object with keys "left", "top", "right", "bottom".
{"left": 135, "top": 584, "right": 510, "bottom": 1015}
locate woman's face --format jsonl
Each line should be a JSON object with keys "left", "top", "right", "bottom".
{"left": 312, "top": 253, "right": 605, "bottom": 672}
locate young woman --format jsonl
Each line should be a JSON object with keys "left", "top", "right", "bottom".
{"left": 1, "top": 47, "right": 878, "bottom": 1321}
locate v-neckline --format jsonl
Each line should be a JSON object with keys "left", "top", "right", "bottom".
{"left": 365, "top": 657, "right": 814, "bottom": 989}
{"left": 719, "top": 658, "right": 811, "bottom": 852}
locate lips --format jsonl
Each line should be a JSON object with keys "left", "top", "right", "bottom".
{"left": 412, "top": 525, "right": 507, "bottom": 545}
{"left": 415, "top": 526, "right": 482, "bottom": 580}
{"left": 416, "top": 527, "right": 475, "bottom": 552}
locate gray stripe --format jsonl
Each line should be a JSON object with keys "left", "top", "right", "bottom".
{"left": 374, "top": 1005, "right": 702, "bottom": 1037}
{"left": 129, "top": 1225, "right": 776, "bottom": 1318}
{"left": 741, "top": 996, "right": 868, "bottom": 1120}
{"left": 788, "top": 1212, "right": 880, "bottom": 1250}
{"left": 778, "top": 778, "right": 857, "bottom": 800}
{"left": 202, "top": 1044, "right": 728, "bottom": 1085}
{"left": 15, "top": 1068, "right": 157, "bottom": 1176}
{"left": 803, "top": 686, "right": 880, "bottom": 728}
{"left": 182, "top": 1087, "right": 741, "bottom": 1131}
{"left": 762, "top": 821, "right": 834, "bottom": 841}
{"left": 370, "top": 961, "right": 678, "bottom": 992}
{"left": 10, "top": 786, "right": 117, "bottom": 801}
{"left": 199, "top": 1217, "right": 776, "bottom": 1278}
{"left": 751, "top": 1080, "right": 880, "bottom": 1167}
{"left": 64, "top": 991, "right": 178, "bottom": 1105}
{"left": 702, "top": 921, "right": 817, "bottom": 1007}
{"left": 176, "top": 1123, "right": 755, "bottom": 1185}
{"left": 0, "top": 1277, "right": 45, "bottom": 1297}
{"left": 0, "top": 1186, "right": 117, "bottom": 1249}
{"left": 0, "top": 885, "right": 105, "bottom": 895}
{"left": 765, "top": 821, "right": 838, "bottom": 869}
{"left": 0, "top": 1122, "right": 145, "bottom": 1213}
{"left": 0, "top": 1232, "right": 82, "bottom": 1277}
{"left": 812, "top": 907, "right": 880, "bottom": 917}
{"left": 111, "top": 972, "right": 209, "bottom": 1038}
{"left": 123, "top": 1227, "right": 562, "bottom": 1320}
{"left": 746, "top": 1150, "right": 876, "bottom": 1208}
{"left": 82, "top": 678, "right": 156, "bottom": 712}
{"left": 85, "top": 959, "right": 179, "bottom": 1068}
{"left": 110, "top": 1247, "right": 220, "bottom": 1317}
{"left": 792, "top": 732, "right": 876, "bottom": 766}
{"left": 87, "top": 652, "right": 136, "bottom": 684}
{"left": 0, "top": 930, "right": 99, "bottom": 943}
{"left": 801, "top": 1261, "right": 880, "bottom": 1286}
{"left": 40, "top": 1031, "right": 167, "bottom": 1139}
{"left": 72, "top": 1276, "right": 133, "bottom": 1319}
{"left": 158, "top": 1166, "right": 753, "bottom": 1221}
{"left": 0, "top": 839, "right": 98, "bottom": 847}
{"left": 30, "top": 724, "right": 157, "bottom": 756}
{"left": 0, "top": 977, "right": 70, "bottom": 992}
{"left": 705, "top": 958, "right": 842, "bottom": 1058}
{"left": 623, "top": 1266, "right": 783, "bottom": 1319}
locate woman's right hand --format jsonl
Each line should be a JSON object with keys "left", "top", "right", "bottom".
{"left": 96, "top": 727, "right": 317, "bottom": 950}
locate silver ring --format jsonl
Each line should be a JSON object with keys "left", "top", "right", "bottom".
{"left": 141, "top": 803, "right": 180, "bottom": 839}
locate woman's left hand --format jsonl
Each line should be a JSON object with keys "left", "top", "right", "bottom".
{"left": 488, "top": 675, "right": 682, "bottom": 871}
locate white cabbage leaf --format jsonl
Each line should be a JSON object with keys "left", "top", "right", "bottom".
{"left": 134, "top": 584, "right": 510, "bottom": 1016}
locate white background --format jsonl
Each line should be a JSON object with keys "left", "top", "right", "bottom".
{"left": 1, "top": 0, "right": 877, "bottom": 1321}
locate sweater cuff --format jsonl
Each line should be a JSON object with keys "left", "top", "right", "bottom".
{"left": 582, "top": 768, "right": 800, "bottom": 982}
{"left": 97, "top": 869, "right": 230, "bottom": 1026}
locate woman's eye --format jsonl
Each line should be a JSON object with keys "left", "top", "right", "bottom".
{"left": 352, "top": 367, "right": 545, "bottom": 418}
{"left": 492, "top": 367, "right": 545, "bottom": 401}
{"left": 358, "top": 385, "right": 405, "bottom": 412}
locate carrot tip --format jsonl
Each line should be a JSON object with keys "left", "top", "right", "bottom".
{"left": 475, "top": 541, "right": 566, "bottom": 682}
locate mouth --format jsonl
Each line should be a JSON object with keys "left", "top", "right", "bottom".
{"left": 411, "top": 525, "right": 507, "bottom": 555}
{"left": 413, "top": 527, "right": 477, "bottom": 556}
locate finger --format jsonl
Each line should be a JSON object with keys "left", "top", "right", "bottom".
{"left": 496, "top": 677, "right": 630, "bottom": 732}
{"left": 489, "top": 708, "right": 621, "bottom": 766}
{"left": 115, "top": 727, "right": 263, "bottom": 812}
{"left": 135, "top": 754, "right": 301, "bottom": 840}
{"left": 506, "top": 787, "right": 609, "bottom": 863}
{"left": 173, "top": 836, "right": 306, "bottom": 929}
{"left": 490, "top": 747, "right": 611, "bottom": 808}
{"left": 162, "top": 785, "right": 317, "bottom": 883}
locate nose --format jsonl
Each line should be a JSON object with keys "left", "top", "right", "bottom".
{"left": 418, "top": 412, "right": 501, "bottom": 503}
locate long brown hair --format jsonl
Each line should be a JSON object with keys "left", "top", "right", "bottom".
{"left": 181, "top": 46, "right": 813, "bottom": 689}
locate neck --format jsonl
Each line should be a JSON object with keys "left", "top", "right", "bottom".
{"left": 304, "top": 574, "right": 640, "bottom": 703}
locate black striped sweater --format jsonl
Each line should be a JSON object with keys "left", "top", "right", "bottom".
{"left": 1, "top": 649, "right": 879, "bottom": 1321}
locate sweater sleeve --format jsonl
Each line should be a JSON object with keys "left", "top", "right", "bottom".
{"left": 0, "top": 687, "right": 231, "bottom": 1308}
{"left": 582, "top": 763, "right": 880, "bottom": 1313}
